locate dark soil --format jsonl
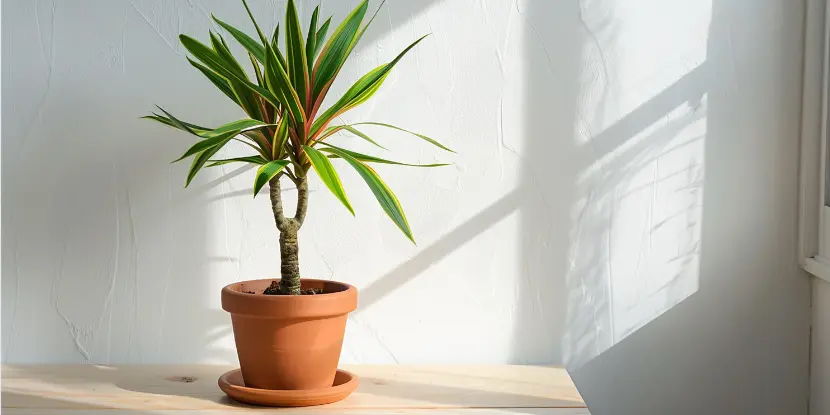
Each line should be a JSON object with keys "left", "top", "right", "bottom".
{"left": 262, "top": 280, "right": 323, "bottom": 295}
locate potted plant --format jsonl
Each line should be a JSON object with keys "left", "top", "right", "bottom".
{"left": 144, "top": 0, "right": 452, "bottom": 406}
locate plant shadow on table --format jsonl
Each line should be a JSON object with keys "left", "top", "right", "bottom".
{"left": 4, "top": 367, "right": 582, "bottom": 413}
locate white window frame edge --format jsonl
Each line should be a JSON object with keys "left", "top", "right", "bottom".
{"left": 800, "top": 0, "right": 830, "bottom": 284}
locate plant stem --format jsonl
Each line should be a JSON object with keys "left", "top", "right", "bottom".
{"left": 268, "top": 174, "right": 309, "bottom": 295}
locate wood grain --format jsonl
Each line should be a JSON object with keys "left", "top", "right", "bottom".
{"left": 2, "top": 365, "right": 587, "bottom": 414}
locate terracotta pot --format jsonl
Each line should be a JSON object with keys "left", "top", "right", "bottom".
{"left": 221, "top": 278, "right": 357, "bottom": 390}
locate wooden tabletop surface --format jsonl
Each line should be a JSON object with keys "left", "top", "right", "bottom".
{"left": 2, "top": 365, "right": 588, "bottom": 414}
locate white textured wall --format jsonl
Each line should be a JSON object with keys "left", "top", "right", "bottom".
{"left": 2, "top": 0, "right": 811, "bottom": 411}
{"left": 3, "top": 0, "right": 570, "bottom": 365}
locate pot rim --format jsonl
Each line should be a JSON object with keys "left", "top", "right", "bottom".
{"left": 221, "top": 278, "right": 358, "bottom": 318}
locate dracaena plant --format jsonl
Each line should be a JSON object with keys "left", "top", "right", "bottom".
{"left": 144, "top": 0, "right": 453, "bottom": 295}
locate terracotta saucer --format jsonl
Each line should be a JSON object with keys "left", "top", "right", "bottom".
{"left": 218, "top": 368, "right": 358, "bottom": 407}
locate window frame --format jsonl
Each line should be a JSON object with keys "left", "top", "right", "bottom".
{"left": 800, "top": 0, "right": 830, "bottom": 284}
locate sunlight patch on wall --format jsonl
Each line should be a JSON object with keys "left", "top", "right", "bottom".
{"left": 564, "top": 0, "right": 711, "bottom": 369}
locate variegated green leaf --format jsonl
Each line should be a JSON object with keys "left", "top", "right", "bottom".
{"left": 351, "top": 122, "right": 454, "bottom": 152}
{"left": 207, "top": 155, "right": 268, "bottom": 167}
{"left": 271, "top": 23, "right": 279, "bottom": 50}
{"left": 208, "top": 31, "right": 263, "bottom": 119}
{"left": 154, "top": 106, "right": 199, "bottom": 136}
{"left": 324, "top": 146, "right": 413, "bottom": 242}
{"left": 312, "top": 1, "right": 368, "bottom": 99}
{"left": 213, "top": 14, "right": 265, "bottom": 63}
{"left": 234, "top": 0, "right": 294, "bottom": 121}
{"left": 174, "top": 119, "right": 275, "bottom": 162}
{"left": 305, "top": 6, "right": 320, "bottom": 71}
{"left": 186, "top": 58, "right": 239, "bottom": 105}
{"left": 311, "top": 35, "right": 427, "bottom": 137}
{"left": 203, "top": 119, "right": 272, "bottom": 138}
{"left": 263, "top": 42, "right": 305, "bottom": 124}
{"left": 313, "top": 18, "right": 331, "bottom": 60}
{"left": 210, "top": 31, "right": 247, "bottom": 78}
{"left": 351, "top": 0, "right": 385, "bottom": 54}
{"left": 239, "top": 132, "right": 272, "bottom": 157}
{"left": 319, "top": 124, "right": 386, "bottom": 149}
{"left": 249, "top": 52, "right": 265, "bottom": 86}
{"left": 303, "top": 146, "right": 354, "bottom": 215}
{"left": 272, "top": 116, "right": 290, "bottom": 159}
{"left": 310, "top": 65, "right": 384, "bottom": 136}
{"left": 186, "top": 144, "right": 223, "bottom": 187}
{"left": 241, "top": 0, "right": 269, "bottom": 46}
{"left": 174, "top": 133, "right": 234, "bottom": 163}
{"left": 142, "top": 112, "right": 210, "bottom": 136}
{"left": 285, "top": 0, "right": 309, "bottom": 109}
{"left": 320, "top": 143, "right": 449, "bottom": 167}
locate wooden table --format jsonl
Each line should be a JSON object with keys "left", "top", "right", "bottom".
{"left": 2, "top": 365, "right": 588, "bottom": 414}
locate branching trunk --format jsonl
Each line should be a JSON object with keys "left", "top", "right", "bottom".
{"left": 268, "top": 175, "right": 308, "bottom": 295}
{"left": 278, "top": 229, "right": 300, "bottom": 294}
